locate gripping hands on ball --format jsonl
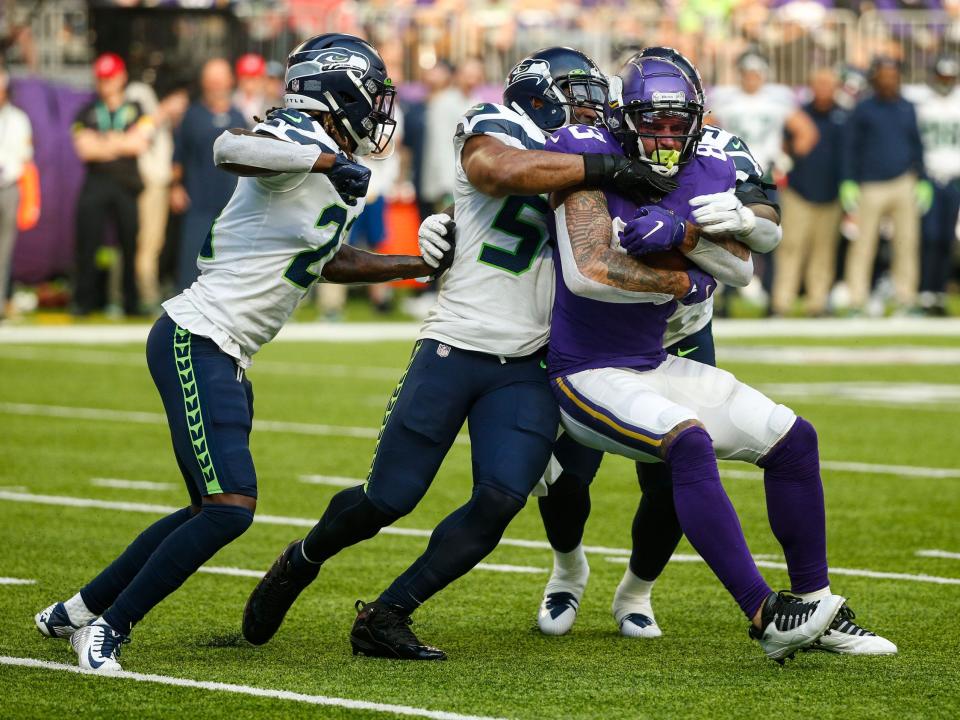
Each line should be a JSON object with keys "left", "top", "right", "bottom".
{"left": 620, "top": 206, "right": 686, "bottom": 256}
{"left": 418, "top": 213, "right": 457, "bottom": 273}
{"left": 689, "top": 191, "right": 756, "bottom": 237}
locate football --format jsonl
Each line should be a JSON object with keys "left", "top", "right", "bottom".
{"left": 638, "top": 248, "right": 692, "bottom": 271}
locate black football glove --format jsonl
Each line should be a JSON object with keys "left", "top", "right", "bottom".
{"left": 582, "top": 153, "right": 679, "bottom": 204}
{"left": 433, "top": 217, "right": 457, "bottom": 275}
{"left": 327, "top": 154, "right": 372, "bottom": 205}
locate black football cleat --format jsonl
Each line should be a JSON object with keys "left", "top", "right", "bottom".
{"left": 350, "top": 600, "right": 447, "bottom": 660}
{"left": 242, "top": 540, "right": 318, "bottom": 646}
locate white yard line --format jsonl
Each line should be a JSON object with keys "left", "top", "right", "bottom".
{"left": 91, "top": 478, "right": 175, "bottom": 492}
{"left": 758, "top": 382, "right": 960, "bottom": 406}
{"left": 0, "top": 578, "right": 36, "bottom": 585}
{"left": 299, "top": 475, "right": 364, "bottom": 488}
{"left": 0, "top": 656, "right": 506, "bottom": 720}
{"left": 201, "top": 563, "right": 544, "bottom": 578}
{"left": 916, "top": 549, "right": 960, "bottom": 560}
{"left": 0, "top": 402, "right": 469, "bottom": 445}
{"left": 475, "top": 563, "right": 545, "bottom": 574}
{"left": 1, "top": 490, "right": 956, "bottom": 587}
{"left": 4, "top": 401, "right": 958, "bottom": 476}
{"left": 719, "top": 347, "right": 960, "bottom": 365}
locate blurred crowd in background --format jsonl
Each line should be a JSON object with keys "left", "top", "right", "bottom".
{"left": 0, "top": 0, "right": 958, "bottom": 321}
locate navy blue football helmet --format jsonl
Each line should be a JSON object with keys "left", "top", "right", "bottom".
{"left": 284, "top": 33, "right": 396, "bottom": 157}
{"left": 503, "top": 47, "right": 609, "bottom": 132}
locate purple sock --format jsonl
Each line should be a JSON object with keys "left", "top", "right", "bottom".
{"left": 669, "top": 426, "right": 770, "bottom": 618}
{"left": 758, "top": 417, "right": 829, "bottom": 594}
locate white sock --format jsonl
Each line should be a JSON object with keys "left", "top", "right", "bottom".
{"left": 63, "top": 593, "right": 97, "bottom": 626}
{"left": 612, "top": 569, "right": 656, "bottom": 625}
{"left": 794, "top": 586, "right": 832, "bottom": 602}
{"left": 544, "top": 545, "right": 589, "bottom": 598}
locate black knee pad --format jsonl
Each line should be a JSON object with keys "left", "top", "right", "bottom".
{"left": 468, "top": 485, "right": 526, "bottom": 542}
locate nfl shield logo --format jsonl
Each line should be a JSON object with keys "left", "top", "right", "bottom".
{"left": 291, "top": 79, "right": 300, "bottom": 92}
{"left": 437, "top": 344, "right": 451, "bottom": 358}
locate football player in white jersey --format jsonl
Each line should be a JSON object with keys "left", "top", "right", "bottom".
{"left": 33, "top": 34, "right": 452, "bottom": 673}
{"left": 908, "top": 56, "right": 960, "bottom": 315}
{"left": 242, "top": 46, "right": 685, "bottom": 660}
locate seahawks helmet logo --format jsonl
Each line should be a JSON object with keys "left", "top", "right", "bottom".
{"left": 508, "top": 59, "right": 551, "bottom": 87}
{"left": 310, "top": 48, "right": 370, "bottom": 74}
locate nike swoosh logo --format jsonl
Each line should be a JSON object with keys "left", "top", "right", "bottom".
{"left": 677, "top": 346, "right": 699, "bottom": 358}
{"left": 641, "top": 221, "right": 664, "bottom": 240}
{"left": 87, "top": 647, "right": 106, "bottom": 669}
{"left": 282, "top": 112, "right": 305, "bottom": 125}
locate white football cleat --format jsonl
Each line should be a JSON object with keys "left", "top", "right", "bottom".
{"left": 537, "top": 592, "right": 580, "bottom": 636}
{"left": 749, "top": 591, "right": 845, "bottom": 663}
{"left": 71, "top": 622, "right": 129, "bottom": 673}
{"left": 812, "top": 604, "right": 897, "bottom": 655}
{"left": 35, "top": 602, "right": 86, "bottom": 639}
{"left": 617, "top": 613, "right": 662, "bottom": 639}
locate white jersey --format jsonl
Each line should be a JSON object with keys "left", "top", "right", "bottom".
{"left": 419, "top": 103, "right": 555, "bottom": 357}
{"left": 906, "top": 84, "right": 960, "bottom": 185}
{"left": 163, "top": 117, "right": 365, "bottom": 367}
{"left": 663, "top": 124, "right": 766, "bottom": 348}
{"left": 708, "top": 84, "right": 796, "bottom": 182}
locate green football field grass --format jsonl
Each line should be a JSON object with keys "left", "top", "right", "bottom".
{"left": 0, "top": 331, "right": 958, "bottom": 719}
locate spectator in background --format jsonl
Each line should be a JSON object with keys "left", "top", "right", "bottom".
{"left": 420, "top": 57, "right": 485, "bottom": 215}
{"left": 126, "top": 79, "right": 190, "bottom": 309}
{"left": 0, "top": 66, "right": 33, "bottom": 321}
{"left": 72, "top": 53, "right": 151, "bottom": 317}
{"left": 404, "top": 61, "right": 451, "bottom": 221}
{"left": 773, "top": 68, "right": 848, "bottom": 316}
{"left": 840, "top": 57, "right": 926, "bottom": 313}
{"left": 709, "top": 50, "right": 818, "bottom": 307}
{"left": 914, "top": 56, "right": 960, "bottom": 316}
{"left": 170, "top": 58, "right": 244, "bottom": 291}
{"left": 263, "top": 60, "right": 286, "bottom": 111}
{"left": 234, "top": 53, "right": 267, "bottom": 127}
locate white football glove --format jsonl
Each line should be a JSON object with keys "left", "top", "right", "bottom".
{"left": 418, "top": 213, "right": 453, "bottom": 269}
{"left": 689, "top": 191, "right": 756, "bottom": 237}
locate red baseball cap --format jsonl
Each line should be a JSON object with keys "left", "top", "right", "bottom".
{"left": 236, "top": 53, "right": 266, "bottom": 78}
{"left": 94, "top": 53, "right": 126, "bottom": 79}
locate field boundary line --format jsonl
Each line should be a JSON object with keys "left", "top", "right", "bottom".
{"left": 4, "top": 401, "right": 958, "bottom": 477}
{"left": 916, "top": 549, "right": 960, "bottom": 560}
{"left": 2, "top": 490, "right": 958, "bottom": 587}
{"left": 0, "top": 578, "right": 36, "bottom": 585}
{"left": 0, "top": 655, "right": 506, "bottom": 720}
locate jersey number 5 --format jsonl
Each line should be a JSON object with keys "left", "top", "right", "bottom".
{"left": 283, "top": 204, "right": 351, "bottom": 290}
{"left": 479, "top": 195, "right": 550, "bottom": 275}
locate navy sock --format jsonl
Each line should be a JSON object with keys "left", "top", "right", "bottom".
{"left": 103, "top": 504, "right": 253, "bottom": 633}
{"left": 379, "top": 485, "right": 524, "bottom": 614}
{"left": 292, "top": 485, "right": 396, "bottom": 577}
{"left": 537, "top": 472, "right": 591, "bottom": 553}
{"left": 630, "top": 462, "right": 683, "bottom": 581}
{"left": 81, "top": 507, "right": 195, "bottom": 615}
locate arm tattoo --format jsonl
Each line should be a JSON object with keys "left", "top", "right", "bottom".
{"left": 564, "top": 190, "right": 689, "bottom": 297}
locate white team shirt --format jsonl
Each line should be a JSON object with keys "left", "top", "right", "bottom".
{"left": 708, "top": 84, "right": 796, "bottom": 183}
{"left": 163, "top": 117, "right": 365, "bottom": 367}
{"left": 663, "top": 124, "right": 765, "bottom": 348}
{"left": 419, "top": 102, "right": 555, "bottom": 357}
{"left": 905, "top": 84, "right": 960, "bottom": 185}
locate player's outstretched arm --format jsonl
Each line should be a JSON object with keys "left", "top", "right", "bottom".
{"left": 213, "top": 129, "right": 338, "bottom": 177}
{"left": 462, "top": 135, "right": 676, "bottom": 201}
{"left": 555, "top": 188, "right": 690, "bottom": 301}
{"left": 320, "top": 245, "right": 448, "bottom": 285}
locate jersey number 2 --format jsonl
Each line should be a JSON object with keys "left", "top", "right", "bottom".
{"left": 479, "top": 195, "right": 550, "bottom": 275}
{"left": 283, "top": 204, "right": 350, "bottom": 290}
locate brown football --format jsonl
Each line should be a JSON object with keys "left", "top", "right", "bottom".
{"left": 638, "top": 249, "right": 692, "bottom": 271}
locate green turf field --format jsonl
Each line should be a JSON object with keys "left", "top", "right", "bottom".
{"left": 0, "top": 330, "right": 958, "bottom": 719}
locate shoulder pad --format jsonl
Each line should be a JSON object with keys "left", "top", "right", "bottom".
{"left": 255, "top": 109, "right": 339, "bottom": 153}
{"left": 545, "top": 124, "right": 620, "bottom": 156}
{"left": 457, "top": 103, "right": 541, "bottom": 150}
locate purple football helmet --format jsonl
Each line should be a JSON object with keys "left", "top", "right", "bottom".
{"left": 611, "top": 57, "right": 704, "bottom": 177}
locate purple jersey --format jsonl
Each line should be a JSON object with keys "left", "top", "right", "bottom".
{"left": 544, "top": 124, "right": 736, "bottom": 377}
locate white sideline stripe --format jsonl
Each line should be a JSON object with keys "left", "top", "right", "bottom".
{"left": 720, "top": 347, "right": 960, "bottom": 366}
{"left": 200, "top": 563, "right": 544, "bottom": 578}
{"left": 4, "top": 317, "right": 960, "bottom": 345}
{"left": 91, "top": 478, "right": 175, "bottom": 492}
{"left": 758, "top": 382, "right": 960, "bottom": 405}
{"left": 299, "top": 474, "right": 363, "bottom": 487}
{"left": 5, "top": 401, "right": 958, "bottom": 477}
{"left": 604, "top": 554, "right": 960, "bottom": 585}
{"left": 0, "top": 347, "right": 401, "bottom": 381}
{"left": 0, "top": 402, "right": 469, "bottom": 446}
{"left": 0, "top": 656, "right": 505, "bottom": 720}
{"left": 916, "top": 549, "right": 960, "bottom": 560}
{"left": 0, "top": 578, "right": 36, "bottom": 585}
{"left": 717, "top": 459, "right": 960, "bottom": 481}
{"left": 4, "top": 490, "right": 959, "bottom": 586}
